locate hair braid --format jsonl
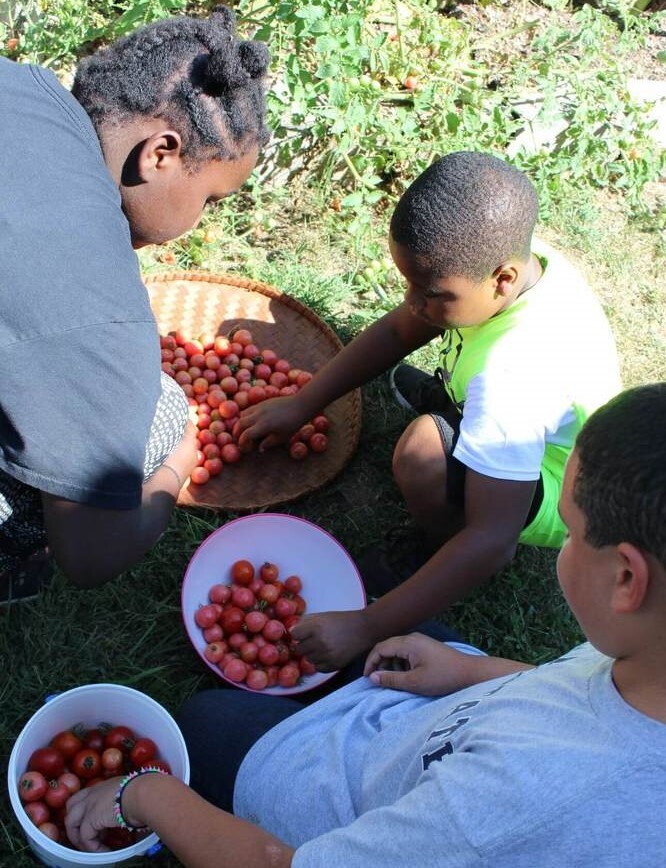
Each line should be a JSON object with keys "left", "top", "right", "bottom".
{"left": 72, "top": 5, "right": 269, "bottom": 165}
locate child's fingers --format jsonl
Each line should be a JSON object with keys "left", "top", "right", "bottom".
{"left": 368, "top": 667, "right": 417, "bottom": 692}
{"left": 363, "top": 636, "right": 411, "bottom": 675}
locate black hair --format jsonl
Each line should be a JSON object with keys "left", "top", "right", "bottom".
{"left": 574, "top": 383, "right": 666, "bottom": 568}
{"left": 72, "top": 6, "right": 269, "bottom": 166}
{"left": 389, "top": 151, "right": 539, "bottom": 282}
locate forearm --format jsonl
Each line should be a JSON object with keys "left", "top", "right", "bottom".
{"left": 363, "top": 526, "right": 517, "bottom": 643}
{"left": 125, "top": 774, "right": 294, "bottom": 868}
{"left": 294, "top": 305, "right": 439, "bottom": 418}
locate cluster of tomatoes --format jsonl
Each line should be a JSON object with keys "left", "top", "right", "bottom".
{"left": 195, "top": 559, "right": 316, "bottom": 691}
{"left": 17, "top": 723, "right": 169, "bottom": 851}
{"left": 160, "top": 327, "right": 330, "bottom": 486}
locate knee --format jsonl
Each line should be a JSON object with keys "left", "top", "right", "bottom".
{"left": 392, "top": 415, "right": 447, "bottom": 495}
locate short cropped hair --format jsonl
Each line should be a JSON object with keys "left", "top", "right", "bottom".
{"left": 574, "top": 383, "right": 666, "bottom": 568}
{"left": 389, "top": 151, "right": 539, "bottom": 282}
{"left": 72, "top": 6, "right": 269, "bottom": 166}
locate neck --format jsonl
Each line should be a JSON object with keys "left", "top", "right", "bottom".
{"left": 612, "top": 649, "right": 666, "bottom": 724}
{"left": 516, "top": 253, "right": 543, "bottom": 298}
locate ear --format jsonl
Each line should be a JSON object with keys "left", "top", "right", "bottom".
{"left": 611, "top": 542, "right": 650, "bottom": 613}
{"left": 135, "top": 130, "right": 184, "bottom": 183}
{"left": 491, "top": 264, "right": 519, "bottom": 298}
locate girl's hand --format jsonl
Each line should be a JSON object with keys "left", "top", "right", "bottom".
{"left": 65, "top": 778, "right": 121, "bottom": 852}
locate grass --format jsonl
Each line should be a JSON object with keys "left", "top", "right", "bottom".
{"left": 2, "top": 5, "right": 665, "bottom": 868}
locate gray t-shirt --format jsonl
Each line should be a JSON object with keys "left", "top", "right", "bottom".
{"left": 0, "top": 58, "right": 161, "bottom": 509}
{"left": 234, "top": 643, "right": 666, "bottom": 867}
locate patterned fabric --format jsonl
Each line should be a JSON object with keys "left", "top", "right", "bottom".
{"left": 0, "top": 372, "right": 187, "bottom": 572}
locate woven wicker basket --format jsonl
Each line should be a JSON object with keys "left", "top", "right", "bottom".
{"left": 144, "top": 271, "right": 362, "bottom": 511}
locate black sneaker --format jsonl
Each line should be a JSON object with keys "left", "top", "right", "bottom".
{"left": 389, "top": 365, "right": 451, "bottom": 415}
{"left": 0, "top": 550, "right": 53, "bottom": 605}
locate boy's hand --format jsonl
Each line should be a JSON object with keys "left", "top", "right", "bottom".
{"left": 237, "top": 395, "right": 310, "bottom": 452}
{"left": 363, "top": 633, "right": 479, "bottom": 695}
{"left": 290, "top": 610, "right": 371, "bottom": 671}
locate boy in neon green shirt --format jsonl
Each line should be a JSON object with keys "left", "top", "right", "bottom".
{"left": 238, "top": 151, "right": 621, "bottom": 670}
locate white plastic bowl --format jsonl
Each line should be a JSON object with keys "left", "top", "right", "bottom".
{"left": 181, "top": 513, "right": 366, "bottom": 695}
{"left": 8, "top": 683, "right": 189, "bottom": 868}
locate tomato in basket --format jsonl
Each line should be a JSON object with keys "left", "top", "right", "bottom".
{"left": 160, "top": 327, "right": 331, "bottom": 487}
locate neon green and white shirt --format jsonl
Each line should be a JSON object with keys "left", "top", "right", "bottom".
{"left": 439, "top": 239, "right": 621, "bottom": 548}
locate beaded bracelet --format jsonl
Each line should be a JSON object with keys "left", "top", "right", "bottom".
{"left": 113, "top": 766, "right": 169, "bottom": 831}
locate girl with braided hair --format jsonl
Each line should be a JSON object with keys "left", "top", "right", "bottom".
{"left": 0, "top": 7, "right": 269, "bottom": 599}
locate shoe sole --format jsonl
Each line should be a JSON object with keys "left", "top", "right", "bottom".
{"left": 388, "top": 366, "right": 417, "bottom": 413}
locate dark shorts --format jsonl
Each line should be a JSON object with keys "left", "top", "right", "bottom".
{"left": 430, "top": 411, "right": 544, "bottom": 529}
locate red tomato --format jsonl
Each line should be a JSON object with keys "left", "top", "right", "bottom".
{"left": 262, "top": 619, "right": 285, "bottom": 642}
{"left": 249, "top": 577, "right": 264, "bottom": 595}
{"left": 227, "top": 631, "right": 247, "bottom": 651}
{"left": 404, "top": 74, "right": 419, "bottom": 90}
{"left": 292, "top": 594, "right": 307, "bottom": 615}
{"left": 312, "top": 415, "right": 330, "bottom": 433}
{"left": 248, "top": 386, "right": 267, "bottom": 405}
{"left": 296, "top": 371, "right": 313, "bottom": 387}
{"left": 57, "top": 773, "right": 81, "bottom": 795}
{"left": 45, "top": 779, "right": 71, "bottom": 810}
{"left": 283, "top": 614, "right": 301, "bottom": 632}
{"left": 194, "top": 604, "right": 219, "bottom": 630}
{"left": 29, "top": 747, "right": 65, "bottom": 779}
{"left": 258, "top": 643, "right": 279, "bottom": 666}
{"left": 299, "top": 656, "right": 317, "bottom": 676}
{"left": 25, "top": 801, "right": 50, "bottom": 826}
{"left": 275, "top": 597, "right": 297, "bottom": 620}
{"left": 204, "top": 642, "right": 227, "bottom": 664}
{"left": 104, "top": 725, "right": 135, "bottom": 753}
{"left": 234, "top": 391, "right": 250, "bottom": 411}
{"left": 190, "top": 466, "right": 210, "bottom": 485}
{"left": 238, "top": 357, "right": 254, "bottom": 371}
{"left": 202, "top": 443, "right": 221, "bottom": 460}
{"left": 204, "top": 458, "right": 223, "bottom": 477}
{"left": 264, "top": 385, "right": 280, "bottom": 399}
{"left": 214, "top": 336, "right": 231, "bottom": 356}
{"left": 101, "top": 748, "right": 124, "bottom": 774}
{"left": 260, "top": 562, "right": 279, "bottom": 582}
{"left": 38, "top": 822, "right": 60, "bottom": 842}
{"left": 284, "top": 575, "right": 303, "bottom": 595}
{"left": 223, "top": 658, "right": 248, "bottom": 683}
{"left": 183, "top": 340, "right": 204, "bottom": 356}
{"left": 231, "top": 586, "right": 255, "bottom": 610}
{"left": 239, "top": 641, "right": 259, "bottom": 664}
{"left": 278, "top": 662, "right": 300, "bottom": 689}
{"left": 246, "top": 669, "right": 269, "bottom": 691}
{"left": 209, "top": 584, "right": 231, "bottom": 605}
{"left": 245, "top": 610, "right": 268, "bottom": 634}
{"left": 269, "top": 371, "right": 288, "bottom": 389}
{"left": 84, "top": 777, "right": 105, "bottom": 788}
{"left": 231, "top": 328, "right": 253, "bottom": 347}
{"left": 71, "top": 749, "right": 102, "bottom": 780}
{"left": 83, "top": 729, "right": 105, "bottom": 753}
{"left": 219, "top": 377, "right": 238, "bottom": 395}
{"left": 219, "top": 399, "right": 240, "bottom": 420}
{"left": 130, "top": 738, "right": 157, "bottom": 768}
{"left": 261, "top": 348, "right": 277, "bottom": 367}
{"left": 50, "top": 730, "right": 83, "bottom": 760}
{"left": 254, "top": 363, "right": 272, "bottom": 381}
{"left": 220, "top": 606, "right": 245, "bottom": 635}
{"left": 258, "top": 583, "right": 280, "bottom": 605}
{"left": 231, "top": 559, "right": 254, "bottom": 586}
{"left": 289, "top": 441, "right": 308, "bottom": 461}
{"left": 236, "top": 368, "right": 252, "bottom": 384}
{"left": 298, "top": 424, "right": 315, "bottom": 442}
{"left": 217, "top": 432, "right": 234, "bottom": 449}
{"left": 203, "top": 624, "right": 224, "bottom": 643}
{"left": 265, "top": 665, "right": 280, "bottom": 687}
{"left": 274, "top": 640, "right": 290, "bottom": 665}
{"left": 198, "top": 429, "right": 216, "bottom": 446}
{"left": 274, "top": 359, "right": 290, "bottom": 374}
{"left": 18, "top": 771, "right": 48, "bottom": 803}
{"left": 309, "top": 433, "right": 328, "bottom": 453}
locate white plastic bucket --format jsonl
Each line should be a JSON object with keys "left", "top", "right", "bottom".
{"left": 8, "top": 683, "right": 190, "bottom": 868}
